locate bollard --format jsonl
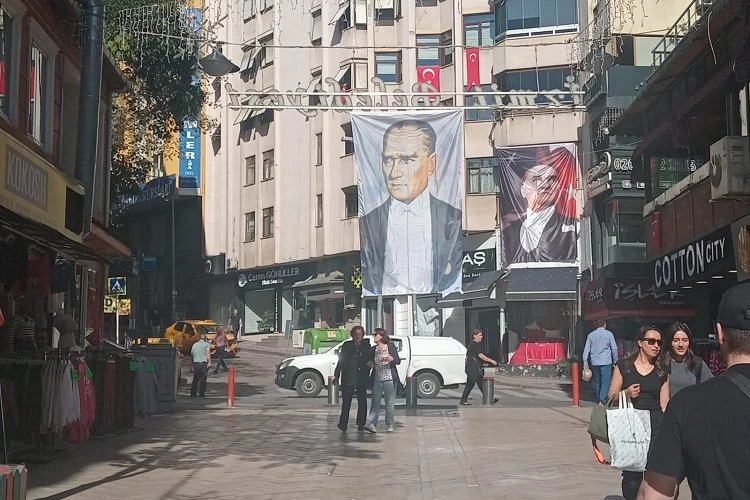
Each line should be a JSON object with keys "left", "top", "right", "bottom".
{"left": 405, "top": 376, "right": 418, "bottom": 407}
{"left": 227, "top": 366, "right": 235, "bottom": 408}
{"left": 327, "top": 376, "right": 340, "bottom": 405}
{"left": 482, "top": 367, "right": 495, "bottom": 405}
{"left": 572, "top": 361, "right": 580, "bottom": 407}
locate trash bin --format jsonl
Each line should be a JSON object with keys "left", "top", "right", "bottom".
{"left": 132, "top": 342, "right": 179, "bottom": 413}
{"left": 302, "top": 328, "right": 349, "bottom": 355}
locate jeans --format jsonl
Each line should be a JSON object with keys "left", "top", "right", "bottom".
{"left": 591, "top": 364, "right": 613, "bottom": 403}
{"left": 368, "top": 379, "right": 396, "bottom": 428}
{"left": 191, "top": 362, "right": 208, "bottom": 397}
{"left": 339, "top": 383, "right": 368, "bottom": 430}
{"left": 460, "top": 372, "right": 484, "bottom": 403}
{"left": 213, "top": 347, "right": 228, "bottom": 373}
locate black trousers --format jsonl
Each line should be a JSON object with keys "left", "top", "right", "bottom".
{"left": 339, "top": 383, "right": 368, "bottom": 430}
{"left": 191, "top": 362, "right": 208, "bottom": 397}
{"left": 460, "top": 371, "right": 484, "bottom": 402}
{"left": 213, "top": 347, "right": 228, "bottom": 372}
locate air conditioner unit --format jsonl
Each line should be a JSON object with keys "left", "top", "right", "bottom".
{"left": 204, "top": 253, "right": 226, "bottom": 276}
{"left": 710, "top": 136, "right": 750, "bottom": 201}
{"left": 225, "top": 258, "right": 239, "bottom": 271}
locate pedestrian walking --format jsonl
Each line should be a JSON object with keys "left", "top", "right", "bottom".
{"left": 460, "top": 329, "right": 498, "bottom": 406}
{"left": 191, "top": 332, "right": 212, "bottom": 397}
{"left": 583, "top": 319, "right": 619, "bottom": 404}
{"left": 363, "top": 329, "right": 400, "bottom": 433}
{"left": 333, "top": 325, "right": 371, "bottom": 432}
{"left": 213, "top": 326, "right": 230, "bottom": 374}
{"left": 638, "top": 282, "right": 750, "bottom": 500}
{"left": 230, "top": 308, "right": 243, "bottom": 342}
{"left": 607, "top": 326, "right": 669, "bottom": 500}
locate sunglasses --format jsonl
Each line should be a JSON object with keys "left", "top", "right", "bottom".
{"left": 641, "top": 338, "right": 663, "bottom": 346}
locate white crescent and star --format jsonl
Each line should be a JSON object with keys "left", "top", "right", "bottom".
{"left": 469, "top": 53, "right": 478, "bottom": 63}
{"left": 420, "top": 67, "right": 436, "bottom": 83}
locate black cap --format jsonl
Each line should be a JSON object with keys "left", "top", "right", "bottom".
{"left": 717, "top": 281, "right": 750, "bottom": 330}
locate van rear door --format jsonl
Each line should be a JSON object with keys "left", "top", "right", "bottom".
{"left": 391, "top": 337, "right": 409, "bottom": 385}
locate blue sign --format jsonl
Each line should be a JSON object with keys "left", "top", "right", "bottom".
{"left": 178, "top": 120, "right": 201, "bottom": 190}
{"left": 108, "top": 277, "right": 127, "bottom": 296}
{"left": 142, "top": 256, "right": 157, "bottom": 272}
{"left": 120, "top": 175, "right": 175, "bottom": 208}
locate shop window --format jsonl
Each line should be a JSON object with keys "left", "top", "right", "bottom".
{"left": 245, "top": 155, "right": 256, "bottom": 185}
{"left": 498, "top": 66, "right": 575, "bottom": 105}
{"left": 375, "top": 51, "right": 401, "bottom": 83}
{"left": 0, "top": 8, "right": 14, "bottom": 119}
{"left": 315, "top": 194, "right": 323, "bottom": 227}
{"left": 245, "top": 211, "right": 256, "bottom": 242}
{"left": 343, "top": 185, "right": 358, "bottom": 218}
{"left": 466, "top": 157, "right": 500, "bottom": 194}
{"left": 364, "top": 297, "right": 394, "bottom": 334}
{"left": 465, "top": 85, "right": 497, "bottom": 122}
{"left": 464, "top": 13, "right": 495, "bottom": 47}
{"left": 495, "top": 0, "right": 578, "bottom": 38}
{"left": 315, "top": 133, "right": 322, "bottom": 165}
{"left": 262, "top": 149, "right": 274, "bottom": 180}
{"left": 245, "top": 289, "right": 276, "bottom": 332}
{"left": 28, "top": 43, "right": 51, "bottom": 146}
{"left": 262, "top": 206, "right": 274, "bottom": 238}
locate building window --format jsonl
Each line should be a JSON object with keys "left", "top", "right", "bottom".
{"left": 467, "top": 157, "right": 500, "bottom": 194}
{"left": 311, "top": 10, "right": 322, "bottom": 43}
{"left": 465, "top": 84, "right": 497, "bottom": 121}
{"left": 260, "top": 35, "right": 274, "bottom": 66}
{"left": 341, "top": 123, "right": 354, "bottom": 155}
{"left": 496, "top": 0, "right": 578, "bottom": 37}
{"left": 343, "top": 186, "right": 358, "bottom": 218}
{"left": 315, "top": 133, "right": 323, "bottom": 165}
{"left": 245, "top": 212, "right": 256, "bottom": 242}
{"left": 262, "top": 207, "right": 274, "bottom": 238}
{"left": 498, "top": 66, "right": 575, "bottom": 104}
{"left": 416, "top": 33, "right": 452, "bottom": 66}
{"left": 375, "top": 52, "right": 401, "bottom": 83}
{"left": 464, "top": 13, "right": 495, "bottom": 46}
{"left": 439, "top": 31, "right": 453, "bottom": 66}
{"left": 374, "top": 0, "right": 400, "bottom": 20}
{"left": 245, "top": 155, "right": 256, "bottom": 185}
{"left": 0, "top": 9, "right": 13, "bottom": 118}
{"left": 28, "top": 44, "right": 49, "bottom": 145}
{"left": 262, "top": 150, "right": 274, "bottom": 180}
{"left": 607, "top": 198, "right": 645, "bottom": 244}
{"left": 315, "top": 194, "right": 323, "bottom": 227}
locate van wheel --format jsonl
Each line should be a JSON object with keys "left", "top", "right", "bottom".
{"left": 295, "top": 371, "right": 323, "bottom": 398}
{"left": 416, "top": 372, "right": 440, "bottom": 399}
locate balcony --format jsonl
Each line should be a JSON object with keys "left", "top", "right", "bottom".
{"left": 583, "top": 65, "right": 654, "bottom": 107}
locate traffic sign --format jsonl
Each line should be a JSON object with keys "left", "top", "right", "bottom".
{"left": 108, "top": 277, "right": 127, "bottom": 296}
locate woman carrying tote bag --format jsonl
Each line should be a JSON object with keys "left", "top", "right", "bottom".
{"left": 607, "top": 326, "right": 670, "bottom": 500}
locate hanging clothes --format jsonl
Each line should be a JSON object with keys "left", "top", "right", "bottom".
{"left": 65, "top": 359, "right": 96, "bottom": 445}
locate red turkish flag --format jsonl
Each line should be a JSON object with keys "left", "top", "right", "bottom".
{"left": 417, "top": 65, "right": 441, "bottom": 92}
{"left": 465, "top": 48, "right": 480, "bottom": 89}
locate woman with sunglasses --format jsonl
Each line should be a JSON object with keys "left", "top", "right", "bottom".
{"left": 608, "top": 325, "right": 670, "bottom": 500}
{"left": 363, "top": 328, "right": 401, "bottom": 434}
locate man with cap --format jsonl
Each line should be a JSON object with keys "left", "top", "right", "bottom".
{"left": 637, "top": 281, "right": 750, "bottom": 500}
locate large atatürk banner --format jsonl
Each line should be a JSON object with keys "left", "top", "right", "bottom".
{"left": 353, "top": 111, "right": 463, "bottom": 297}
{"left": 497, "top": 144, "right": 578, "bottom": 266}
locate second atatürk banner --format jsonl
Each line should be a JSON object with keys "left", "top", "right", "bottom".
{"left": 497, "top": 144, "right": 578, "bottom": 266}
{"left": 353, "top": 111, "right": 464, "bottom": 296}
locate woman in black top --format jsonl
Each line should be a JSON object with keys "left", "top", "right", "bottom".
{"left": 607, "top": 325, "right": 670, "bottom": 500}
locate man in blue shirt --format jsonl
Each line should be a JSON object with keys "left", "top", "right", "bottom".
{"left": 583, "top": 319, "right": 618, "bottom": 404}
{"left": 190, "top": 333, "right": 212, "bottom": 398}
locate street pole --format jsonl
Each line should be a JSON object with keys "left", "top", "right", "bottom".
{"left": 376, "top": 294, "right": 383, "bottom": 329}
{"left": 171, "top": 188, "right": 177, "bottom": 322}
{"left": 115, "top": 296, "right": 120, "bottom": 345}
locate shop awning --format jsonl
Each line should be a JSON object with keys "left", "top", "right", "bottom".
{"left": 0, "top": 205, "right": 103, "bottom": 263}
{"left": 505, "top": 266, "right": 578, "bottom": 302}
{"left": 436, "top": 270, "right": 506, "bottom": 307}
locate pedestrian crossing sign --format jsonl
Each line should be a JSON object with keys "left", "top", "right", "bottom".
{"left": 108, "top": 277, "right": 127, "bottom": 296}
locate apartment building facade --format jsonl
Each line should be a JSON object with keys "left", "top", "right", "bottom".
{"left": 202, "top": 0, "right": 586, "bottom": 360}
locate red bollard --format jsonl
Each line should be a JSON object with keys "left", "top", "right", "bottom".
{"left": 571, "top": 361, "right": 580, "bottom": 407}
{"left": 227, "top": 366, "right": 235, "bottom": 408}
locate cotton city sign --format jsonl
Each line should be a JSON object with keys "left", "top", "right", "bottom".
{"left": 653, "top": 227, "right": 733, "bottom": 289}
{"left": 225, "top": 77, "right": 584, "bottom": 118}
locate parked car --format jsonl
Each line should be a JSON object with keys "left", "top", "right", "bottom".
{"left": 276, "top": 335, "right": 466, "bottom": 398}
{"left": 164, "top": 320, "right": 240, "bottom": 357}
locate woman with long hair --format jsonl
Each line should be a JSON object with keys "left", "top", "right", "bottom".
{"left": 608, "top": 326, "right": 670, "bottom": 500}
{"left": 662, "top": 322, "right": 713, "bottom": 396}
{"left": 364, "top": 328, "right": 401, "bottom": 434}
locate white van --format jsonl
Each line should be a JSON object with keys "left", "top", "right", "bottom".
{"left": 275, "top": 335, "right": 467, "bottom": 398}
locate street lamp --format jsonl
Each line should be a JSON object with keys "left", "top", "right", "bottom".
{"left": 199, "top": 48, "right": 239, "bottom": 76}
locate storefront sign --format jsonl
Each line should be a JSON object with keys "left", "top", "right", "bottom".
{"left": 653, "top": 226, "right": 733, "bottom": 290}
{"left": 586, "top": 152, "right": 644, "bottom": 199}
{"left": 462, "top": 248, "right": 497, "bottom": 281}
{"left": 178, "top": 120, "right": 201, "bottom": 191}
{"left": 583, "top": 278, "right": 692, "bottom": 320}
{"left": 237, "top": 263, "right": 314, "bottom": 289}
{"left": 731, "top": 214, "right": 750, "bottom": 282}
{"left": 120, "top": 175, "right": 175, "bottom": 208}
{"left": 104, "top": 295, "right": 131, "bottom": 315}
{"left": 0, "top": 131, "right": 84, "bottom": 241}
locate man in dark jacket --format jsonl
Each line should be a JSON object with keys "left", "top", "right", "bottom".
{"left": 333, "top": 326, "right": 372, "bottom": 432}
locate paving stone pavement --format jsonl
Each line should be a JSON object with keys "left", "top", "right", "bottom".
{"left": 25, "top": 350, "right": 632, "bottom": 500}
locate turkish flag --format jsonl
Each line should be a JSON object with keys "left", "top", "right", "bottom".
{"left": 465, "top": 48, "right": 480, "bottom": 89}
{"left": 417, "top": 65, "right": 441, "bottom": 92}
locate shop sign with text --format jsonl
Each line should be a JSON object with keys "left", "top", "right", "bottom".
{"left": 653, "top": 227, "right": 733, "bottom": 290}
{"left": 583, "top": 278, "right": 692, "bottom": 320}
{"left": 462, "top": 248, "right": 497, "bottom": 281}
{"left": 237, "top": 263, "right": 315, "bottom": 289}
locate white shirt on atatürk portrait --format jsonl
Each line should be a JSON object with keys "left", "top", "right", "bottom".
{"left": 520, "top": 205, "right": 555, "bottom": 253}
{"left": 382, "top": 189, "right": 433, "bottom": 294}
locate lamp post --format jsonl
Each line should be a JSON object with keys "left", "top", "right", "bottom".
{"left": 171, "top": 187, "right": 176, "bottom": 321}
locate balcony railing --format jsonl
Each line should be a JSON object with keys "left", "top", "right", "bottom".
{"left": 652, "top": 0, "right": 713, "bottom": 67}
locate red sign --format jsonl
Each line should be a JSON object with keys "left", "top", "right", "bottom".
{"left": 465, "top": 48, "right": 480, "bottom": 89}
{"left": 582, "top": 278, "right": 693, "bottom": 321}
{"left": 416, "top": 65, "right": 440, "bottom": 92}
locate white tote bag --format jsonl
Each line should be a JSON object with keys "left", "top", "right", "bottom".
{"left": 606, "top": 391, "right": 651, "bottom": 472}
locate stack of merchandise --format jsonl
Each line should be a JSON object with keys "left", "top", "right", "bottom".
{"left": 0, "top": 464, "right": 27, "bottom": 499}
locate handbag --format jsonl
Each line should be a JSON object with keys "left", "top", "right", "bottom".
{"left": 588, "top": 393, "right": 618, "bottom": 464}
{"left": 582, "top": 366, "right": 592, "bottom": 382}
{"left": 607, "top": 391, "right": 651, "bottom": 472}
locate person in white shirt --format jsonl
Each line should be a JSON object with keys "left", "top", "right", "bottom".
{"left": 360, "top": 119, "right": 462, "bottom": 295}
